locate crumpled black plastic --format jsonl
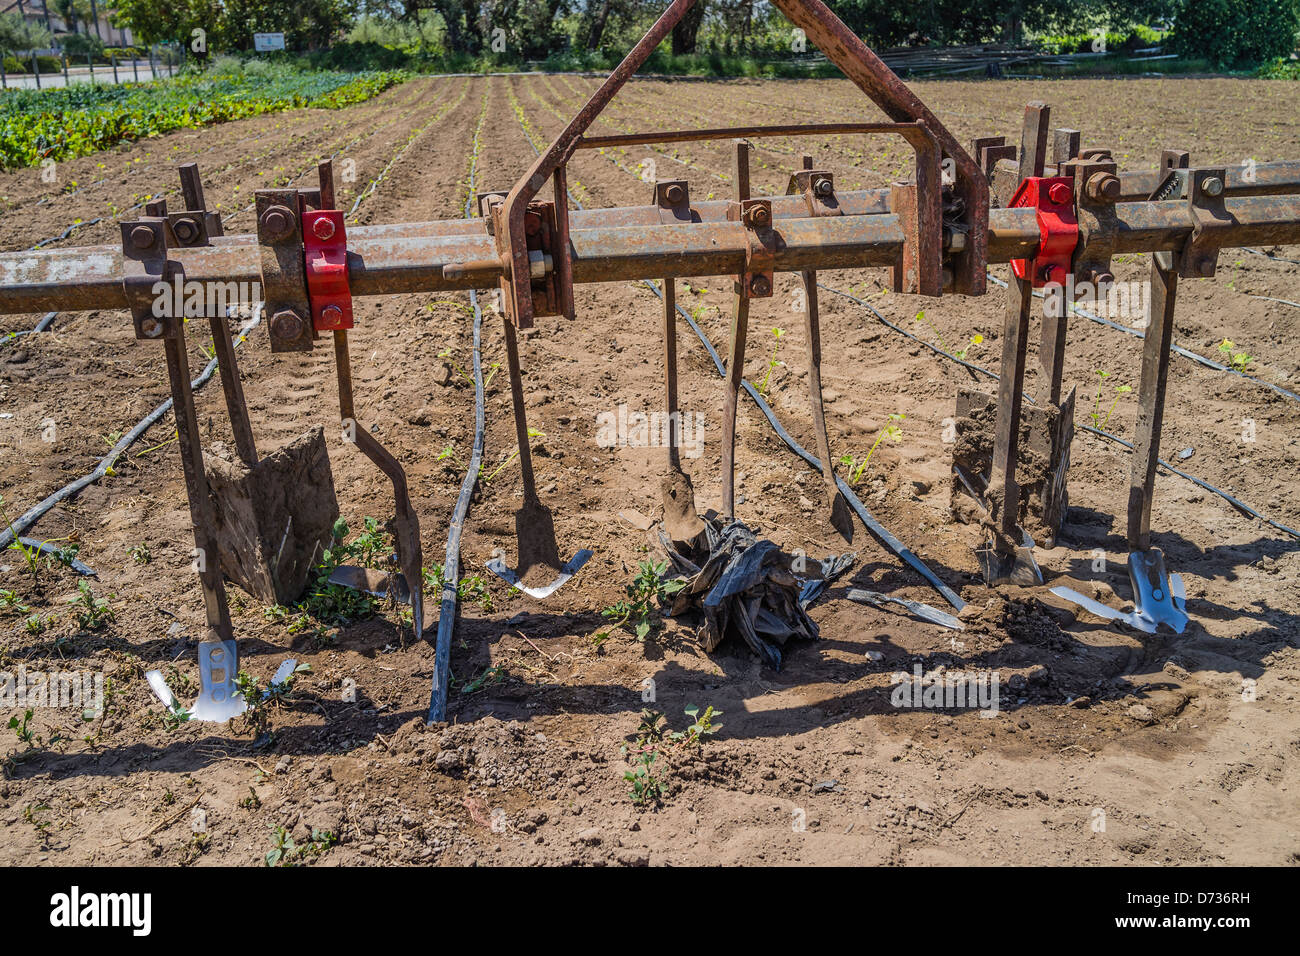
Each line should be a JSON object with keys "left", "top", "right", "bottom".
{"left": 660, "top": 519, "right": 855, "bottom": 670}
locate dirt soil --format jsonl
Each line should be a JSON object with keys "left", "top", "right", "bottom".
{"left": 1, "top": 75, "right": 1298, "bottom": 867}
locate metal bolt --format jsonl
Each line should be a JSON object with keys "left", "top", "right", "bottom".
{"left": 260, "top": 206, "right": 294, "bottom": 240}
{"left": 129, "top": 225, "right": 155, "bottom": 250}
{"left": 1085, "top": 173, "right": 1121, "bottom": 202}
{"left": 1199, "top": 256, "right": 1217, "bottom": 276}
{"left": 1202, "top": 176, "right": 1224, "bottom": 197}
{"left": 749, "top": 274, "right": 772, "bottom": 296}
{"left": 814, "top": 177, "right": 834, "bottom": 197}
{"left": 1041, "top": 264, "right": 1067, "bottom": 285}
{"left": 172, "top": 218, "right": 198, "bottom": 243}
{"left": 664, "top": 184, "right": 685, "bottom": 204}
{"left": 270, "top": 309, "right": 305, "bottom": 342}
{"left": 747, "top": 204, "right": 771, "bottom": 227}
{"left": 139, "top": 317, "right": 163, "bottom": 338}
{"left": 1047, "top": 182, "right": 1073, "bottom": 206}
{"left": 313, "top": 217, "right": 336, "bottom": 241}
{"left": 320, "top": 304, "right": 344, "bottom": 326}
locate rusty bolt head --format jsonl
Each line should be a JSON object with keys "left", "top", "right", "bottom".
{"left": 664, "top": 184, "right": 685, "bottom": 205}
{"left": 1202, "top": 176, "right": 1224, "bottom": 197}
{"left": 813, "top": 177, "right": 834, "bottom": 197}
{"left": 260, "top": 206, "right": 294, "bottom": 240}
{"left": 129, "top": 224, "right": 156, "bottom": 250}
{"left": 746, "top": 204, "right": 771, "bottom": 228}
{"left": 139, "top": 316, "right": 164, "bottom": 338}
{"left": 172, "top": 218, "right": 199, "bottom": 243}
{"left": 312, "top": 217, "right": 336, "bottom": 241}
{"left": 270, "top": 309, "right": 305, "bottom": 342}
{"left": 320, "top": 304, "right": 344, "bottom": 326}
{"left": 1085, "top": 173, "right": 1121, "bottom": 202}
{"left": 749, "top": 274, "right": 772, "bottom": 296}
{"left": 1198, "top": 256, "right": 1217, "bottom": 276}
{"left": 1047, "top": 182, "right": 1073, "bottom": 206}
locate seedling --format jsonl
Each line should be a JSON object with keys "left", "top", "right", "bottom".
{"left": 129, "top": 543, "right": 152, "bottom": 565}
{"left": 1217, "top": 338, "right": 1253, "bottom": 371}
{"left": 438, "top": 346, "right": 502, "bottom": 390}
{"left": 423, "top": 564, "right": 495, "bottom": 612}
{"left": 839, "top": 413, "right": 905, "bottom": 485}
{"left": 1089, "top": 370, "right": 1131, "bottom": 429}
{"left": 953, "top": 333, "right": 984, "bottom": 360}
{"left": 0, "top": 590, "right": 29, "bottom": 617}
{"left": 458, "top": 663, "right": 506, "bottom": 695}
{"left": 483, "top": 427, "right": 545, "bottom": 484}
{"left": 594, "top": 560, "right": 685, "bottom": 644}
{"left": 264, "top": 825, "right": 337, "bottom": 867}
{"left": 670, "top": 704, "right": 723, "bottom": 748}
{"left": 66, "top": 580, "right": 115, "bottom": 631}
{"left": 913, "top": 309, "right": 952, "bottom": 353}
{"left": 759, "top": 326, "right": 786, "bottom": 397}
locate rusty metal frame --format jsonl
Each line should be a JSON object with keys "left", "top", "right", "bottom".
{"left": 495, "top": 0, "right": 987, "bottom": 331}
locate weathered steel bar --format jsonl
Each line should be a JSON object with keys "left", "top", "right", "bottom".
{"left": 1127, "top": 255, "right": 1180, "bottom": 551}
{"left": 576, "top": 121, "right": 936, "bottom": 150}
{"left": 5, "top": 196, "right": 1300, "bottom": 315}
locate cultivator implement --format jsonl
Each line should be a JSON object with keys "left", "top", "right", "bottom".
{"left": 4, "top": 0, "right": 1300, "bottom": 724}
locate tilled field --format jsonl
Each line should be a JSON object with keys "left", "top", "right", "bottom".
{"left": 1, "top": 75, "right": 1298, "bottom": 866}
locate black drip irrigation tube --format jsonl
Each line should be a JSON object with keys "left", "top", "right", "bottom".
{"left": 429, "top": 86, "right": 490, "bottom": 722}
{"left": 509, "top": 104, "right": 965, "bottom": 612}
{"left": 826, "top": 283, "right": 1300, "bottom": 542}
{"left": 1, "top": 311, "right": 58, "bottom": 348}
{"left": 0, "top": 305, "right": 265, "bottom": 551}
{"left": 984, "top": 272, "right": 1300, "bottom": 404}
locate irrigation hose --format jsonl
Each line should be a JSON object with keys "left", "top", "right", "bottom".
{"left": 0, "top": 305, "right": 265, "bottom": 551}
{"left": 985, "top": 272, "right": 1300, "bottom": 404}
{"left": 825, "top": 284, "right": 1300, "bottom": 542}
{"left": 429, "top": 91, "right": 490, "bottom": 722}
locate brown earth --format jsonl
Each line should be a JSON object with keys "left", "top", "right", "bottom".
{"left": 0, "top": 74, "right": 1297, "bottom": 867}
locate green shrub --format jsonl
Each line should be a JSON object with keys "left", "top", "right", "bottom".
{"left": 1169, "top": 0, "right": 1300, "bottom": 67}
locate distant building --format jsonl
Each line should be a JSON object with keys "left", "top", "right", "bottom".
{"left": 1, "top": 0, "right": 135, "bottom": 48}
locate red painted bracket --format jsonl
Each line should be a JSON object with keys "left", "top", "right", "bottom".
{"left": 1009, "top": 176, "right": 1077, "bottom": 288}
{"left": 303, "top": 209, "right": 353, "bottom": 331}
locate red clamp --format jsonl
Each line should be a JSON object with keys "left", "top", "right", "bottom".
{"left": 1009, "top": 176, "right": 1077, "bottom": 288}
{"left": 302, "top": 209, "right": 353, "bottom": 331}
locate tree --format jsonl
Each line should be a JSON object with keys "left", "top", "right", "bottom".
{"left": 0, "top": 10, "right": 53, "bottom": 52}
{"left": 670, "top": 0, "right": 704, "bottom": 54}
{"left": 1168, "top": 0, "right": 1300, "bottom": 66}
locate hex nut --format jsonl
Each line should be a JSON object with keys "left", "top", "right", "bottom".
{"left": 750, "top": 274, "right": 772, "bottom": 296}
{"left": 814, "top": 177, "right": 834, "bottom": 197}
{"left": 1085, "top": 173, "right": 1121, "bottom": 202}
{"left": 746, "top": 204, "right": 771, "bottom": 227}
{"left": 260, "top": 206, "right": 294, "bottom": 240}
{"left": 172, "top": 218, "right": 199, "bottom": 243}
{"left": 313, "top": 217, "right": 336, "bottom": 241}
{"left": 129, "top": 225, "right": 156, "bottom": 250}
{"left": 321, "top": 304, "right": 344, "bottom": 325}
{"left": 271, "top": 309, "right": 305, "bottom": 342}
{"left": 1047, "top": 182, "right": 1073, "bottom": 206}
{"left": 664, "top": 184, "right": 685, "bottom": 204}
{"left": 1202, "top": 176, "right": 1224, "bottom": 197}
{"left": 139, "top": 317, "right": 164, "bottom": 338}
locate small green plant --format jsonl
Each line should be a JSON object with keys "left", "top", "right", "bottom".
{"left": 1217, "top": 338, "right": 1253, "bottom": 371}
{"left": 759, "top": 327, "right": 786, "bottom": 397}
{"left": 1089, "top": 371, "right": 1132, "bottom": 430}
{"left": 66, "top": 580, "right": 115, "bottom": 631}
{"left": 129, "top": 543, "right": 152, "bottom": 565}
{"left": 483, "top": 428, "right": 545, "bottom": 484}
{"left": 670, "top": 704, "right": 723, "bottom": 748}
{"left": 594, "top": 560, "right": 685, "bottom": 644}
{"left": 839, "top": 413, "right": 905, "bottom": 485}
{"left": 23, "top": 614, "right": 48, "bottom": 636}
{"left": 624, "top": 750, "right": 664, "bottom": 806}
{"left": 423, "top": 565, "right": 495, "bottom": 612}
{"left": 439, "top": 347, "right": 502, "bottom": 389}
{"left": 953, "top": 333, "right": 984, "bottom": 360}
{"left": 458, "top": 663, "right": 507, "bottom": 695}
{"left": 0, "top": 590, "right": 29, "bottom": 617}
{"left": 8, "top": 709, "right": 36, "bottom": 745}
{"left": 265, "top": 825, "right": 336, "bottom": 866}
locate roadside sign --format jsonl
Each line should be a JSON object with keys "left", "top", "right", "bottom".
{"left": 253, "top": 33, "right": 286, "bottom": 52}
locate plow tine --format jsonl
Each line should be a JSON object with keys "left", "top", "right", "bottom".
{"left": 485, "top": 313, "right": 591, "bottom": 597}
{"left": 721, "top": 283, "right": 750, "bottom": 520}
{"left": 333, "top": 329, "right": 424, "bottom": 639}
{"left": 660, "top": 276, "right": 705, "bottom": 543}
{"left": 801, "top": 268, "right": 853, "bottom": 542}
